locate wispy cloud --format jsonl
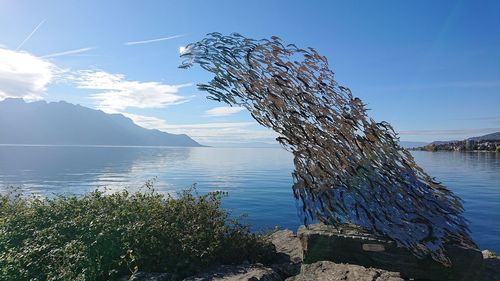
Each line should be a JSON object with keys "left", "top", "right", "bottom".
{"left": 364, "top": 80, "right": 500, "bottom": 92}
{"left": 16, "top": 19, "right": 46, "bottom": 50}
{"left": 74, "top": 70, "right": 190, "bottom": 112}
{"left": 123, "top": 112, "right": 277, "bottom": 144}
{"left": 161, "top": 122, "right": 278, "bottom": 144}
{"left": 415, "top": 81, "right": 500, "bottom": 89}
{"left": 122, "top": 113, "right": 171, "bottom": 130}
{"left": 161, "top": 122, "right": 255, "bottom": 130}
{"left": 399, "top": 127, "right": 500, "bottom": 136}
{"left": 0, "top": 48, "right": 55, "bottom": 100}
{"left": 125, "top": 34, "right": 184, "bottom": 46}
{"left": 42, "top": 47, "right": 96, "bottom": 58}
{"left": 455, "top": 116, "right": 500, "bottom": 122}
{"left": 205, "top": 106, "right": 245, "bottom": 117}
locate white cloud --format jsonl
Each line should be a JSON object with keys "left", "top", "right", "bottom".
{"left": 42, "top": 47, "right": 96, "bottom": 58}
{"left": 457, "top": 116, "right": 500, "bottom": 122}
{"left": 75, "top": 70, "right": 190, "bottom": 112}
{"left": 123, "top": 112, "right": 277, "bottom": 144}
{"left": 122, "top": 113, "right": 171, "bottom": 130}
{"left": 125, "top": 34, "right": 184, "bottom": 45}
{"left": 163, "top": 122, "right": 278, "bottom": 144}
{"left": 0, "top": 48, "right": 56, "bottom": 100}
{"left": 364, "top": 81, "right": 500, "bottom": 92}
{"left": 161, "top": 122, "right": 254, "bottom": 130}
{"left": 205, "top": 106, "right": 245, "bottom": 117}
{"left": 399, "top": 128, "right": 500, "bottom": 136}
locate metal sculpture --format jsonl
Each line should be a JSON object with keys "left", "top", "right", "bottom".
{"left": 179, "top": 32, "right": 476, "bottom": 265}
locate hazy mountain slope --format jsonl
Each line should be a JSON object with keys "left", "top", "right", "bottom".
{"left": 468, "top": 132, "right": 500, "bottom": 141}
{"left": 0, "top": 98, "right": 201, "bottom": 147}
{"left": 427, "top": 132, "right": 500, "bottom": 146}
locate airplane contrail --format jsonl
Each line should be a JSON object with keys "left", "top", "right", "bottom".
{"left": 42, "top": 47, "right": 96, "bottom": 58}
{"left": 16, "top": 19, "right": 46, "bottom": 50}
{"left": 125, "top": 34, "right": 184, "bottom": 45}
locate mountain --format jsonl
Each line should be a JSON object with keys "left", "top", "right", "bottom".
{"left": 413, "top": 131, "right": 500, "bottom": 152}
{"left": 468, "top": 132, "right": 500, "bottom": 142}
{"left": 427, "top": 132, "right": 500, "bottom": 146}
{"left": 0, "top": 98, "right": 202, "bottom": 147}
{"left": 426, "top": 132, "right": 500, "bottom": 146}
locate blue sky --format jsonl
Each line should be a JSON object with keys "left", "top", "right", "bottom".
{"left": 0, "top": 0, "right": 499, "bottom": 145}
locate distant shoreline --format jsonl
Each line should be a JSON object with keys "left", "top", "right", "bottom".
{"left": 0, "top": 143, "right": 208, "bottom": 148}
{"left": 409, "top": 132, "right": 500, "bottom": 153}
{"left": 410, "top": 149, "right": 499, "bottom": 153}
{"left": 0, "top": 144, "right": 286, "bottom": 149}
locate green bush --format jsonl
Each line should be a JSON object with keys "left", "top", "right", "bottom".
{"left": 0, "top": 183, "right": 274, "bottom": 281}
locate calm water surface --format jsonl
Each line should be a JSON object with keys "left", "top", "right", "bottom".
{"left": 0, "top": 146, "right": 499, "bottom": 251}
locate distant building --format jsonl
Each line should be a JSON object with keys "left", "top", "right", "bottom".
{"left": 465, "top": 140, "right": 474, "bottom": 151}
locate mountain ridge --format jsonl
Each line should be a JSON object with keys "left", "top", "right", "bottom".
{"left": 468, "top": 132, "right": 500, "bottom": 142}
{"left": 428, "top": 132, "right": 500, "bottom": 146}
{"left": 0, "top": 98, "right": 202, "bottom": 147}
{"left": 415, "top": 131, "right": 500, "bottom": 152}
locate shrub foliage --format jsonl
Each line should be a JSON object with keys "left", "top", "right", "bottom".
{"left": 0, "top": 184, "right": 273, "bottom": 280}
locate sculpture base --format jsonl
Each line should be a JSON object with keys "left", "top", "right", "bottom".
{"left": 297, "top": 224, "right": 483, "bottom": 281}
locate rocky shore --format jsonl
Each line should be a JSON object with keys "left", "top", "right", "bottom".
{"left": 124, "top": 224, "right": 500, "bottom": 281}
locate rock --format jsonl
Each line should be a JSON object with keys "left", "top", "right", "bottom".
{"left": 298, "top": 223, "right": 483, "bottom": 281}
{"left": 482, "top": 250, "right": 497, "bottom": 259}
{"left": 183, "top": 264, "right": 282, "bottom": 281}
{"left": 477, "top": 250, "right": 500, "bottom": 281}
{"left": 285, "top": 261, "right": 404, "bottom": 281}
{"left": 269, "top": 230, "right": 304, "bottom": 264}
{"left": 122, "top": 272, "right": 175, "bottom": 281}
{"left": 267, "top": 230, "right": 303, "bottom": 277}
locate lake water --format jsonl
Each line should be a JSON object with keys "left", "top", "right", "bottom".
{"left": 0, "top": 145, "right": 499, "bottom": 252}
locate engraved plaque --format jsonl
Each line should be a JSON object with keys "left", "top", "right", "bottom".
{"left": 362, "top": 244, "right": 385, "bottom": 252}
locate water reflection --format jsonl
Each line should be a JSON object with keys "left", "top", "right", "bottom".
{"left": 411, "top": 151, "right": 500, "bottom": 252}
{"left": 1, "top": 146, "right": 499, "bottom": 252}
{"left": 0, "top": 146, "right": 193, "bottom": 194}
{"left": 0, "top": 145, "right": 297, "bottom": 232}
